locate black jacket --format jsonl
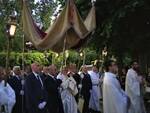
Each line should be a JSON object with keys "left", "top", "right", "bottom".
{"left": 24, "top": 73, "right": 47, "bottom": 113}
{"left": 81, "top": 73, "right": 92, "bottom": 98}
{"left": 44, "top": 75, "right": 64, "bottom": 113}
{"left": 72, "top": 73, "right": 81, "bottom": 102}
{"left": 8, "top": 76, "right": 24, "bottom": 113}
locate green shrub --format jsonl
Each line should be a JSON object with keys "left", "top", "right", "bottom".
{"left": 0, "top": 50, "right": 98, "bottom": 69}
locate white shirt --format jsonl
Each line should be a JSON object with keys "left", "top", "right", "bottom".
{"left": 103, "top": 72, "right": 128, "bottom": 113}
{"left": 33, "top": 72, "right": 43, "bottom": 87}
{"left": 48, "top": 73, "right": 56, "bottom": 80}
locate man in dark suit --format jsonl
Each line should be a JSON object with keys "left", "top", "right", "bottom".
{"left": 24, "top": 63, "right": 48, "bottom": 113}
{"left": 80, "top": 65, "right": 92, "bottom": 113}
{"left": 44, "top": 65, "right": 64, "bottom": 113}
{"left": 8, "top": 66, "right": 25, "bottom": 113}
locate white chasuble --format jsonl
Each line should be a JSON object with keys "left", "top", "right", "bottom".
{"left": 125, "top": 69, "right": 146, "bottom": 113}
{"left": 103, "top": 72, "right": 128, "bottom": 113}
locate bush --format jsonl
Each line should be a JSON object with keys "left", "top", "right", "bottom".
{"left": 0, "top": 50, "right": 98, "bottom": 69}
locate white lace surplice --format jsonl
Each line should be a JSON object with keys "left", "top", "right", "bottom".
{"left": 0, "top": 80, "right": 16, "bottom": 113}
{"left": 59, "top": 75, "right": 78, "bottom": 113}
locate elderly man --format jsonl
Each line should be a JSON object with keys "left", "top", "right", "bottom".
{"left": 125, "top": 61, "right": 146, "bottom": 113}
{"left": 8, "top": 66, "right": 24, "bottom": 113}
{"left": 44, "top": 65, "right": 64, "bottom": 113}
{"left": 0, "top": 67, "right": 16, "bottom": 113}
{"left": 24, "top": 63, "right": 48, "bottom": 113}
{"left": 80, "top": 65, "right": 92, "bottom": 113}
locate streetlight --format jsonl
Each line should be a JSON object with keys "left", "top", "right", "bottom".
{"left": 6, "top": 15, "right": 17, "bottom": 70}
{"left": 102, "top": 46, "right": 108, "bottom": 57}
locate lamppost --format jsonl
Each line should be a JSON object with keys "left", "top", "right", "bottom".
{"left": 6, "top": 15, "right": 17, "bottom": 70}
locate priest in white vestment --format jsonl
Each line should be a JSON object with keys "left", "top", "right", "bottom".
{"left": 103, "top": 60, "right": 129, "bottom": 113}
{"left": 57, "top": 66, "right": 78, "bottom": 113}
{"left": 88, "top": 66, "right": 102, "bottom": 113}
{"left": 125, "top": 61, "right": 146, "bottom": 113}
{"left": 0, "top": 67, "right": 16, "bottom": 113}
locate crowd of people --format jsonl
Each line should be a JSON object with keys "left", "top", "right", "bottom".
{"left": 0, "top": 60, "right": 148, "bottom": 113}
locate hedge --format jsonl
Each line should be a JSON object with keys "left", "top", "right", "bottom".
{"left": 0, "top": 50, "right": 98, "bottom": 68}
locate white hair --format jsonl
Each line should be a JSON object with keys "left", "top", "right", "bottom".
{"left": 13, "top": 66, "right": 21, "bottom": 71}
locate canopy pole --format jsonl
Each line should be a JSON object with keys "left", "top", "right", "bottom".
{"left": 22, "top": 34, "right": 25, "bottom": 71}
{"left": 62, "top": 33, "right": 67, "bottom": 67}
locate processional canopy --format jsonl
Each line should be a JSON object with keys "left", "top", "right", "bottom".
{"left": 22, "top": 0, "right": 96, "bottom": 53}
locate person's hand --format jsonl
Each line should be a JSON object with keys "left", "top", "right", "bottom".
{"left": 78, "top": 84, "right": 82, "bottom": 89}
{"left": 38, "top": 101, "right": 46, "bottom": 109}
{"left": 20, "top": 90, "right": 24, "bottom": 95}
{"left": 80, "top": 74, "right": 84, "bottom": 79}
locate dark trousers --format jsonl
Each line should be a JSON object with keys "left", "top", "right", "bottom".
{"left": 90, "top": 109, "right": 101, "bottom": 113}
{"left": 27, "top": 108, "right": 48, "bottom": 113}
{"left": 82, "top": 93, "right": 90, "bottom": 113}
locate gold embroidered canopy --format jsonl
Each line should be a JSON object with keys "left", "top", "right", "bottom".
{"left": 22, "top": 0, "right": 96, "bottom": 53}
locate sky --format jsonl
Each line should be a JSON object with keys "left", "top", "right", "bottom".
{"left": 33, "top": 0, "right": 62, "bottom": 25}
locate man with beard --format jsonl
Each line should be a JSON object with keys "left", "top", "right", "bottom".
{"left": 125, "top": 61, "right": 146, "bottom": 113}
{"left": 103, "top": 60, "right": 130, "bottom": 113}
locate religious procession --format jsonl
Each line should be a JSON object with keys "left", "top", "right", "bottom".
{"left": 0, "top": 0, "right": 150, "bottom": 113}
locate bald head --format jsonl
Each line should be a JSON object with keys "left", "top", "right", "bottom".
{"left": 31, "top": 63, "right": 40, "bottom": 73}
{"left": 81, "top": 65, "right": 88, "bottom": 74}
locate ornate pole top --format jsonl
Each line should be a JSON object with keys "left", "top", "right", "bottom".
{"left": 91, "top": 0, "right": 96, "bottom": 6}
